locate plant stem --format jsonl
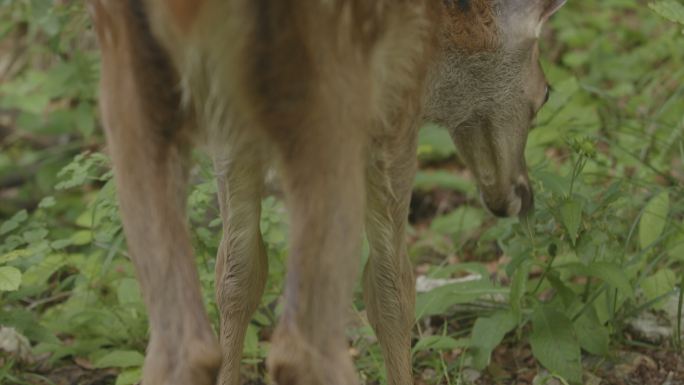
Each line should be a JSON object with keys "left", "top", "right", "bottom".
{"left": 676, "top": 277, "right": 683, "bottom": 352}
{"left": 531, "top": 253, "right": 559, "bottom": 296}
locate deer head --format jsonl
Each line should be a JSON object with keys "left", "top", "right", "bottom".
{"left": 426, "top": 0, "right": 566, "bottom": 217}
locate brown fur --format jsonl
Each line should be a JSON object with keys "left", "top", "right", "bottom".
{"left": 88, "top": 1, "right": 564, "bottom": 384}
{"left": 167, "top": 0, "right": 203, "bottom": 32}
{"left": 443, "top": 0, "right": 499, "bottom": 52}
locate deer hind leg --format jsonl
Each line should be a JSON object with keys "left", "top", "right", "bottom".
{"left": 90, "top": 1, "right": 220, "bottom": 384}
{"left": 363, "top": 135, "right": 418, "bottom": 385}
{"left": 212, "top": 128, "right": 269, "bottom": 385}
{"left": 255, "top": 72, "right": 369, "bottom": 385}
{"left": 266, "top": 125, "right": 367, "bottom": 385}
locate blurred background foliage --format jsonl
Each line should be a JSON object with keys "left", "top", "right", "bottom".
{"left": 0, "top": 1, "right": 683, "bottom": 384}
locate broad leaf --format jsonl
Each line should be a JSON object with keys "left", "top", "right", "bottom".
{"left": 641, "top": 268, "right": 677, "bottom": 308}
{"left": 0, "top": 266, "right": 22, "bottom": 291}
{"left": 650, "top": 0, "right": 684, "bottom": 25}
{"left": 574, "top": 307, "right": 609, "bottom": 356}
{"left": 470, "top": 310, "right": 517, "bottom": 370}
{"left": 639, "top": 191, "right": 669, "bottom": 249}
{"left": 71, "top": 230, "right": 93, "bottom": 246}
{"left": 530, "top": 305, "right": 582, "bottom": 384}
{"left": 667, "top": 231, "right": 684, "bottom": 261}
{"left": 116, "top": 368, "right": 143, "bottom": 385}
{"left": 560, "top": 262, "right": 632, "bottom": 298}
{"left": 586, "top": 262, "right": 633, "bottom": 298}
{"left": 415, "top": 278, "right": 505, "bottom": 318}
{"left": 560, "top": 197, "right": 584, "bottom": 244}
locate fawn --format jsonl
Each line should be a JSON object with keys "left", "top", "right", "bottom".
{"left": 88, "top": 0, "right": 565, "bottom": 384}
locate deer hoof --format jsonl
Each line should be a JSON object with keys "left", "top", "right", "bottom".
{"left": 143, "top": 336, "right": 221, "bottom": 385}
{"left": 268, "top": 328, "right": 358, "bottom": 385}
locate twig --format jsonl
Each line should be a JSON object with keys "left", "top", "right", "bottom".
{"left": 25, "top": 291, "right": 72, "bottom": 310}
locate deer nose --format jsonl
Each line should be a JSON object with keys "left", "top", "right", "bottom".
{"left": 489, "top": 205, "right": 511, "bottom": 218}
{"left": 480, "top": 181, "right": 534, "bottom": 218}
{"left": 515, "top": 182, "right": 534, "bottom": 217}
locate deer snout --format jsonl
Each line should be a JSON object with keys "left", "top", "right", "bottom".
{"left": 480, "top": 178, "right": 534, "bottom": 218}
{"left": 515, "top": 181, "right": 534, "bottom": 217}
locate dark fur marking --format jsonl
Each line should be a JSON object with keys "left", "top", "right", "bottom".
{"left": 253, "top": 0, "right": 274, "bottom": 105}
{"left": 126, "top": 0, "right": 185, "bottom": 145}
{"left": 248, "top": 1, "right": 314, "bottom": 144}
{"left": 443, "top": 0, "right": 471, "bottom": 11}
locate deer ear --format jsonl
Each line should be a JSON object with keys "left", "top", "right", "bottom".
{"left": 540, "top": 0, "right": 566, "bottom": 22}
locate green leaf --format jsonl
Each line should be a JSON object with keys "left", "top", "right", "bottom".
{"left": 50, "top": 238, "right": 73, "bottom": 250}
{"left": 639, "top": 191, "right": 669, "bottom": 250}
{"left": 573, "top": 307, "right": 609, "bottom": 356}
{"left": 71, "top": 230, "right": 93, "bottom": 246}
{"left": 413, "top": 170, "right": 475, "bottom": 194}
{"left": 23, "top": 228, "right": 49, "bottom": 244}
{"left": 641, "top": 268, "right": 677, "bottom": 308}
{"left": 470, "top": 311, "right": 517, "bottom": 370}
{"left": 560, "top": 262, "right": 632, "bottom": 298}
{"left": 243, "top": 324, "right": 260, "bottom": 357}
{"left": 430, "top": 207, "right": 484, "bottom": 240}
{"left": 22, "top": 254, "right": 67, "bottom": 287}
{"left": 0, "top": 266, "right": 22, "bottom": 291}
{"left": 546, "top": 273, "right": 578, "bottom": 307}
{"left": 534, "top": 171, "right": 570, "bottom": 197}
{"left": 117, "top": 278, "right": 142, "bottom": 305}
{"left": 530, "top": 305, "right": 582, "bottom": 384}
{"left": 116, "top": 368, "right": 143, "bottom": 385}
{"left": 417, "top": 124, "right": 456, "bottom": 161}
{"left": 0, "top": 249, "right": 29, "bottom": 264}
{"left": 559, "top": 197, "right": 583, "bottom": 244}
{"left": 412, "top": 335, "right": 469, "bottom": 354}
{"left": 38, "top": 196, "right": 56, "bottom": 209}
{"left": 586, "top": 262, "right": 633, "bottom": 298}
{"left": 94, "top": 350, "right": 145, "bottom": 369}
{"left": 667, "top": 231, "right": 684, "bottom": 261}
{"left": 75, "top": 211, "right": 94, "bottom": 228}
{"left": 510, "top": 263, "right": 530, "bottom": 322}
{"left": 415, "top": 278, "right": 505, "bottom": 318}
{"left": 0, "top": 309, "right": 59, "bottom": 344}
{"left": 0, "top": 210, "right": 28, "bottom": 236}
{"left": 650, "top": 0, "right": 684, "bottom": 25}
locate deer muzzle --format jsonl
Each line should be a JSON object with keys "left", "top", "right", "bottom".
{"left": 479, "top": 175, "right": 534, "bottom": 218}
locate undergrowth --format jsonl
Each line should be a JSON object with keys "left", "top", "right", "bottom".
{"left": 0, "top": 1, "right": 683, "bottom": 384}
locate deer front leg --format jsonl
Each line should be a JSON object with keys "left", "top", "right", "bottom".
{"left": 363, "top": 136, "right": 418, "bottom": 385}
{"left": 212, "top": 133, "right": 269, "bottom": 385}
{"left": 91, "top": 1, "right": 220, "bottom": 384}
